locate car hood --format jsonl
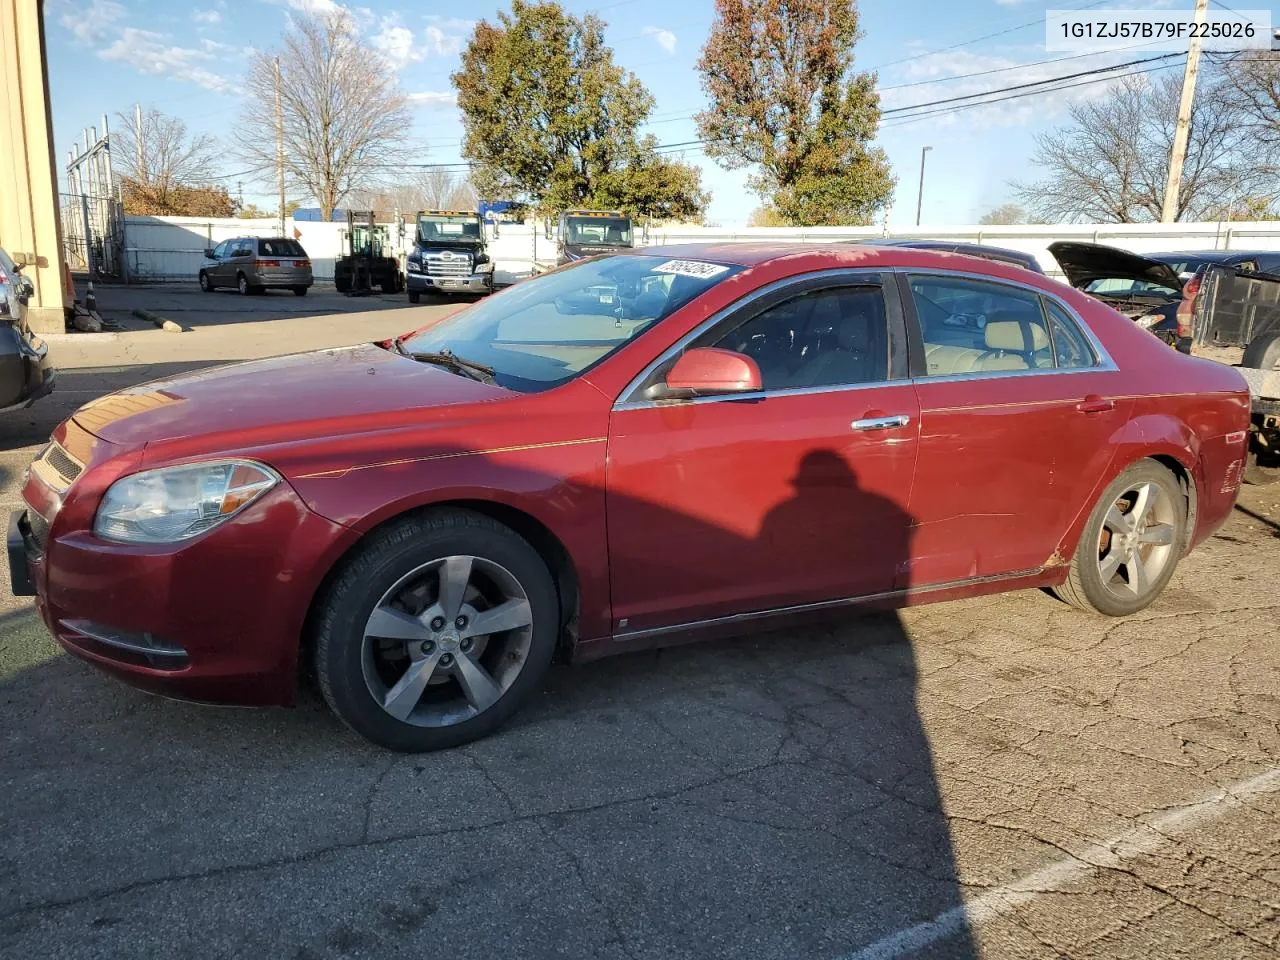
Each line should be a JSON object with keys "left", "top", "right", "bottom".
{"left": 1048, "top": 241, "right": 1183, "bottom": 292}
{"left": 71, "top": 343, "right": 509, "bottom": 447}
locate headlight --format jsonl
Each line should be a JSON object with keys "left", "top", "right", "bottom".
{"left": 1135, "top": 314, "right": 1162, "bottom": 329}
{"left": 474, "top": 260, "right": 495, "bottom": 274}
{"left": 406, "top": 260, "right": 422, "bottom": 274}
{"left": 94, "top": 460, "right": 279, "bottom": 544}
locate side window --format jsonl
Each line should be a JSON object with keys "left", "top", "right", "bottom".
{"left": 232, "top": 240, "right": 253, "bottom": 258}
{"left": 908, "top": 275, "right": 1052, "bottom": 376}
{"left": 211, "top": 241, "right": 230, "bottom": 259}
{"left": 695, "top": 286, "right": 890, "bottom": 391}
{"left": 1044, "top": 300, "right": 1097, "bottom": 369}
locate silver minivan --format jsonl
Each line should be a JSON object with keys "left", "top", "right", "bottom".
{"left": 199, "top": 237, "right": 314, "bottom": 296}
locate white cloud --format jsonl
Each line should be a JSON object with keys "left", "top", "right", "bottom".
{"left": 424, "top": 25, "right": 464, "bottom": 56}
{"left": 57, "top": 0, "right": 124, "bottom": 45}
{"left": 99, "top": 28, "right": 229, "bottom": 92}
{"left": 372, "top": 18, "right": 424, "bottom": 70}
{"left": 407, "top": 91, "right": 457, "bottom": 108}
{"left": 642, "top": 26, "right": 677, "bottom": 55}
{"left": 192, "top": 9, "right": 222, "bottom": 24}
{"left": 285, "top": 0, "right": 341, "bottom": 14}
{"left": 880, "top": 49, "right": 1136, "bottom": 130}
{"left": 425, "top": 16, "right": 477, "bottom": 33}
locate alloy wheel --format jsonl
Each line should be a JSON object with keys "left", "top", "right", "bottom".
{"left": 361, "top": 555, "right": 534, "bottom": 727}
{"left": 1095, "top": 480, "right": 1178, "bottom": 600}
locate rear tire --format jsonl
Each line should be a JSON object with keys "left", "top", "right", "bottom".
{"left": 1053, "top": 460, "right": 1186, "bottom": 617}
{"left": 1243, "top": 447, "right": 1280, "bottom": 486}
{"left": 313, "top": 509, "right": 558, "bottom": 752}
{"left": 1242, "top": 331, "right": 1280, "bottom": 372}
{"left": 292, "top": 286, "right": 308, "bottom": 297}
{"left": 237, "top": 273, "right": 250, "bottom": 296}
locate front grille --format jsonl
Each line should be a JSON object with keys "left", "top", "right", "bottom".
{"left": 424, "top": 253, "right": 472, "bottom": 278}
{"left": 44, "top": 443, "right": 83, "bottom": 483}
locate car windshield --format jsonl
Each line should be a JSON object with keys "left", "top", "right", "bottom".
{"left": 400, "top": 254, "right": 741, "bottom": 392}
{"left": 418, "top": 216, "right": 482, "bottom": 242}
{"left": 564, "top": 217, "right": 633, "bottom": 246}
{"left": 1084, "top": 277, "right": 1180, "bottom": 297}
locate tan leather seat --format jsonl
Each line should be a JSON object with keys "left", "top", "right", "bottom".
{"left": 922, "top": 319, "right": 1052, "bottom": 375}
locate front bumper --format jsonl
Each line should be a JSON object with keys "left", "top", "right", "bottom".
{"left": 7, "top": 486, "right": 358, "bottom": 706}
{"left": 407, "top": 272, "right": 494, "bottom": 295}
{"left": 0, "top": 331, "right": 55, "bottom": 412}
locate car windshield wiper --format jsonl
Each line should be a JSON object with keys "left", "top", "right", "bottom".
{"left": 406, "top": 348, "right": 496, "bottom": 383}
{"left": 389, "top": 337, "right": 411, "bottom": 357}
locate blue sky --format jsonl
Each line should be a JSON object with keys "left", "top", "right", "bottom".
{"left": 43, "top": 0, "right": 1200, "bottom": 226}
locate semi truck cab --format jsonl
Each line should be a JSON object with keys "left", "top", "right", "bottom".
{"left": 405, "top": 210, "right": 495, "bottom": 302}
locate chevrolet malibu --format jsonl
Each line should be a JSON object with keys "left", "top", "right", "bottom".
{"left": 8, "top": 244, "right": 1251, "bottom": 751}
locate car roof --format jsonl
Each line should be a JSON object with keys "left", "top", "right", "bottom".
{"left": 632, "top": 241, "right": 1049, "bottom": 277}
{"left": 1149, "top": 250, "right": 1275, "bottom": 261}
{"left": 874, "top": 239, "right": 1043, "bottom": 271}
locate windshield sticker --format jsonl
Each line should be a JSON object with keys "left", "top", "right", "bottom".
{"left": 652, "top": 259, "right": 730, "bottom": 279}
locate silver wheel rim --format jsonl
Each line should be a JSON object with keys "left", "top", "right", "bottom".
{"left": 200, "top": 274, "right": 209, "bottom": 290}
{"left": 1096, "top": 480, "right": 1177, "bottom": 601}
{"left": 239, "top": 276, "right": 248, "bottom": 294}
{"left": 361, "top": 555, "right": 534, "bottom": 728}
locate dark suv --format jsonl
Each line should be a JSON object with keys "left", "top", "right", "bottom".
{"left": 0, "top": 247, "right": 54, "bottom": 412}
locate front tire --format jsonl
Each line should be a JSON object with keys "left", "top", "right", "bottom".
{"left": 408, "top": 290, "right": 421, "bottom": 304}
{"left": 313, "top": 509, "right": 559, "bottom": 752}
{"left": 199, "top": 271, "right": 213, "bottom": 292}
{"left": 1053, "top": 460, "right": 1186, "bottom": 616}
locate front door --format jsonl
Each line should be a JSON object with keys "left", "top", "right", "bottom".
{"left": 606, "top": 274, "right": 920, "bottom": 635}
{"left": 902, "top": 272, "right": 1131, "bottom": 585}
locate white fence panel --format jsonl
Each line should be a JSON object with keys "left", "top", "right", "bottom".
{"left": 121, "top": 216, "right": 1280, "bottom": 285}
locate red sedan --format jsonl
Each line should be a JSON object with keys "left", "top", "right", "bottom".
{"left": 8, "top": 244, "right": 1251, "bottom": 751}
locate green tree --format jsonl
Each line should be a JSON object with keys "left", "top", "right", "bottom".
{"left": 695, "top": 0, "right": 894, "bottom": 225}
{"left": 452, "top": 0, "right": 708, "bottom": 219}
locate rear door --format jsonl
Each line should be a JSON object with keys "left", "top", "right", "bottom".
{"left": 902, "top": 272, "right": 1131, "bottom": 585}
{"left": 606, "top": 271, "right": 920, "bottom": 634}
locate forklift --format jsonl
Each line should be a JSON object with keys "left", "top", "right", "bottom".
{"left": 334, "top": 211, "right": 404, "bottom": 296}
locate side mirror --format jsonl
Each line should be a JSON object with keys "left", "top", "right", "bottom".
{"left": 652, "top": 347, "right": 762, "bottom": 400}
{"left": 204, "top": 248, "right": 216, "bottom": 258}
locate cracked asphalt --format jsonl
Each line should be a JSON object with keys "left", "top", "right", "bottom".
{"left": 1, "top": 293, "right": 1277, "bottom": 959}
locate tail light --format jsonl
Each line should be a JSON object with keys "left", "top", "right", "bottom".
{"left": 256, "top": 259, "right": 281, "bottom": 268}
{"left": 297, "top": 259, "right": 311, "bottom": 268}
{"left": 1176, "top": 270, "right": 1202, "bottom": 340}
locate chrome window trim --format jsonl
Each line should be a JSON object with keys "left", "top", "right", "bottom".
{"left": 612, "top": 268, "right": 888, "bottom": 411}
{"left": 900, "top": 267, "right": 1118, "bottom": 377}
{"left": 612, "top": 377, "right": 907, "bottom": 412}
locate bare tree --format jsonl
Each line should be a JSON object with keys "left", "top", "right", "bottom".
{"left": 1014, "top": 73, "right": 1278, "bottom": 223}
{"left": 978, "top": 203, "right": 1025, "bottom": 225}
{"left": 346, "top": 171, "right": 479, "bottom": 214}
{"left": 114, "top": 107, "right": 219, "bottom": 210}
{"left": 1224, "top": 51, "right": 1280, "bottom": 150}
{"left": 236, "top": 9, "right": 411, "bottom": 220}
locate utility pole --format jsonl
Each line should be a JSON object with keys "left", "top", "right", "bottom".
{"left": 916, "top": 145, "right": 932, "bottom": 227}
{"left": 134, "top": 104, "right": 143, "bottom": 177}
{"left": 274, "top": 57, "right": 285, "bottom": 236}
{"left": 1161, "top": 0, "right": 1209, "bottom": 222}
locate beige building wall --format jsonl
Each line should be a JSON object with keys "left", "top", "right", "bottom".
{"left": 0, "top": 0, "right": 67, "bottom": 334}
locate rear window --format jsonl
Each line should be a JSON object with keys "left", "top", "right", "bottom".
{"left": 258, "top": 239, "right": 307, "bottom": 257}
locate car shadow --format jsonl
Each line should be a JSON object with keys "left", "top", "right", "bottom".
{"left": 1234, "top": 501, "right": 1280, "bottom": 537}
{"left": 0, "top": 439, "right": 976, "bottom": 958}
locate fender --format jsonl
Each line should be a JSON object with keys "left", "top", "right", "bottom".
{"left": 1049, "top": 412, "right": 1202, "bottom": 567}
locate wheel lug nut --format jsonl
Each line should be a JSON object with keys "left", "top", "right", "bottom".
{"left": 455, "top": 615, "right": 467, "bottom": 629}
{"left": 440, "top": 653, "right": 454, "bottom": 666}
{"left": 460, "top": 637, "right": 472, "bottom": 651}
{"left": 430, "top": 617, "right": 445, "bottom": 630}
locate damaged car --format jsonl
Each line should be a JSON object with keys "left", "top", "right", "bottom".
{"left": 1049, "top": 241, "right": 1186, "bottom": 350}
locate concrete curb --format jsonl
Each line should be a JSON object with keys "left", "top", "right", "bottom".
{"left": 131, "top": 309, "right": 185, "bottom": 333}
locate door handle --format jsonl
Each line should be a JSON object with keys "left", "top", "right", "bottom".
{"left": 1076, "top": 395, "right": 1115, "bottom": 414}
{"left": 851, "top": 414, "right": 911, "bottom": 431}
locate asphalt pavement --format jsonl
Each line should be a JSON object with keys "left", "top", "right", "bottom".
{"left": 0, "top": 295, "right": 1277, "bottom": 959}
